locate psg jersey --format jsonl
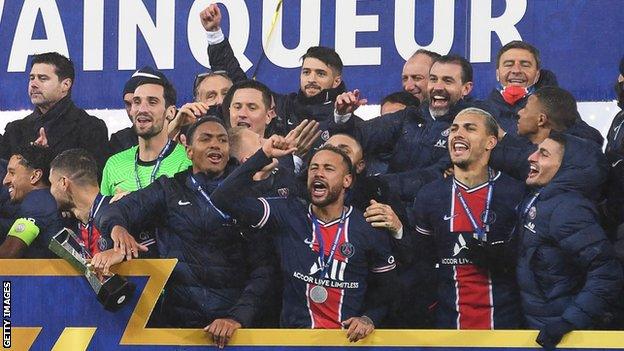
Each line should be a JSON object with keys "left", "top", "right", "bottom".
{"left": 411, "top": 171, "right": 525, "bottom": 329}
{"left": 253, "top": 198, "right": 396, "bottom": 328}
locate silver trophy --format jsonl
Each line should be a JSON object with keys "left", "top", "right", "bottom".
{"left": 49, "top": 228, "right": 134, "bottom": 311}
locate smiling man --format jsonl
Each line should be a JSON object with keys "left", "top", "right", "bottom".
{"left": 0, "top": 145, "right": 62, "bottom": 258}
{"left": 201, "top": 4, "right": 346, "bottom": 135}
{"left": 101, "top": 67, "right": 191, "bottom": 196}
{"left": 516, "top": 133, "right": 622, "bottom": 349}
{"left": 410, "top": 108, "right": 524, "bottom": 329}
{"left": 94, "top": 117, "right": 273, "bottom": 340}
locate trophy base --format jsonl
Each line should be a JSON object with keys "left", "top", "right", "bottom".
{"left": 97, "top": 275, "right": 135, "bottom": 312}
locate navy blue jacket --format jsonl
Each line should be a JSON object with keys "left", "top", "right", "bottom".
{"left": 16, "top": 188, "right": 63, "bottom": 258}
{"left": 516, "top": 135, "right": 623, "bottom": 329}
{"left": 97, "top": 167, "right": 273, "bottom": 328}
{"left": 483, "top": 88, "right": 604, "bottom": 147}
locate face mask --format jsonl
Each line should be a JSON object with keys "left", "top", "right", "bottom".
{"left": 499, "top": 84, "right": 536, "bottom": 106}
{"left": 615, "top": 81, "right": 624, "bottom": 109}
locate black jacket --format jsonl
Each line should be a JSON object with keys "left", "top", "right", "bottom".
{"left": 208, "top": 37, "right": 349, "bottom": 137}
{"left": 109, "top": 127, "right": 138, "bottom": 155}
{"left": 0, "top": 96, "right": 110, "bottom": 171}
{"left": 97, "top": 167, "right": 274, "bottom": 327}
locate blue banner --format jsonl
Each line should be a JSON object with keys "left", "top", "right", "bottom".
{"left": 0, "top": 0, "right": 622, "bottom": 111}
{"left": 0, "top": 259, "right": 622, "bottom": 350}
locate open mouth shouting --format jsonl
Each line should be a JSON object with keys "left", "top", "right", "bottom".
{"left": 310, "top": 178, "right": 328, "bottom": 199}
{"left": 527, "top": 162, "right": 539, "bottom": 180}
{"left": 206, "top": 151, "right": 224, "bottom": 165}
{"left": 450, "top": 137, "right": 469, "bottom": 158}
{"left": 236, "top": 118, "right": 251, "bottom": 129}
{"left": 135, "top": 115, "right": 153, "bottom": 129}
{"left": 429, "top": 90, "right": 450, "bottom": 109}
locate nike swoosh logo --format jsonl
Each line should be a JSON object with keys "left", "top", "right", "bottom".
{"left": 112, "top": 180, "right": 125, "bottom": 187}
{"left": 287, "top": 119, "right": 295, "bottom": 125}
{"left": 178, "top": 200, "right": 191, "bottom": 206}
{"left": 443, "top": 214, "right": 457, "bottom": 221}
{"left": 612, "top": 159, "right": 623, "bottom": 168}
{"left": 304, "top": 238, "right": 313, "bottom": 245}
{"left": 323, "top": 101, "right": 332, "bottom": 105}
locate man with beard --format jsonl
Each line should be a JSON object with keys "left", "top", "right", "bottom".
{"left": 200, "top": 4, "right": 348, "bottom": 135}
{"left": 483, "top": 41, "right": 602, "bottom": 146}
{"left": 48, "top": 149, "right": 152, "bottom": 257}
{"left": 0, "top": 52, "right": 109, "bottom": 171}
{"left": 93, "top": 118, "right": 274, "bottom": 345}
{"left": 410, "top": 108, "right": 524, "bottom": 329}
{"left": 210, "top": 138, "right": 397, "bottom": 341}
{"left": 332, "top": 55, "right": 477, "bottom": 201}
{"left": 516, "top": 133, "right": 622, "bottom": 348}
{"left": 0, "top": 145, "right": 62, "bottom": 258}
{"left": 401, "top": 50, "right": 440, "bottom": 102}
{"left": 100, "top": 67, "right": 191, "bottom": 196}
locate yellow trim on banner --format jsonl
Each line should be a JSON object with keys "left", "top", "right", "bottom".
{"left": 2, "top": 259, "right": 624, "bottom": 349}
{"left": 51, "top": 327, "right": 96, "bottom": 351}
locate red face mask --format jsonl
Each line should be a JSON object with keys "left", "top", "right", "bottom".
{"left": 500, "top": 85, "right": 529, "bottom": 106}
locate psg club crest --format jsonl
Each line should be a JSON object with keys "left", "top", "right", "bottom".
{"left": 98, "top": 236, "right": 110, "bottom": 251}
{"left": 277, "top": 187, "right": 289, "bottom": 198}
{"left": 528, "top": 206, "right": 537, "bottom": 220}
{"left": 480, "top": 210, "right": 497, "bottom": 225}
{"left": 340, "top": 242, "right": 355, "bottom": 258}
{"left": 321, "top": 130, "right": 330, "bottom": 141}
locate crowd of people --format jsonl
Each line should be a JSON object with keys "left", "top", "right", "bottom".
{"left": 1, "top": 3, "right": 624, "bottom": 349}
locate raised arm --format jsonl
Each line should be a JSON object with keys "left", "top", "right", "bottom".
{"left": 201, "top": 4, "right": 248, "bottom": 83}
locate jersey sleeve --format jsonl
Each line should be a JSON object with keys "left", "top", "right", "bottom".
{"left": 409, "top": 188, "right": 434, "bottom": 237}
{"left": 368, "top": 227, "right": 397, "bottom": 274}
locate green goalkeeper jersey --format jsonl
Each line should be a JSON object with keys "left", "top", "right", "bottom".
{"left": 100, "top": 142, "right": 191, "bottom": 196}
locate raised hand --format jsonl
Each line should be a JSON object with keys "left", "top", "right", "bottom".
{"left": 285, "top": 119, "right": 321, "bottom": 157}
{"left": 335, "top": 89, "right": 368, "bottom": 115}
{"left": 200, "top": 3, "right": 222, "bottom": 32}
{"left": 262, "top": 134, "right": 297, "bottom": 159}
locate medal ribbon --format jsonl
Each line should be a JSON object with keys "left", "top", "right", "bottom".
{"left": 189, "top": 175, "right": 230, "bottom": 221}
{"left": 521, "top": 192, "right": 540, "bottom": 221}
{"left": 135, "top": 139, "right": 173, "bottom": 189}
{"left": 82, "top": 194, "right": 105, "bottom": 254}
{"left": 310, "top": 208, "right": 347, "bottom": 279}
{"left": 453, "top": 171, "right": 494, "bottom": 241}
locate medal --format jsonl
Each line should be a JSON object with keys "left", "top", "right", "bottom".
{"left": 310, "top": 285, "right": 328, "bottom": 304}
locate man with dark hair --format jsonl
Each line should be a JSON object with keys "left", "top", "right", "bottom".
{"left": 0, "top": 145, "right": 62, "bottom": 258}
{"left": 0, "top": 52, "right": 110, "bottom": 171}
{"left": 93, "top": 117, "right": 273, "bottom": 344}
{"left": 200, "top": 4, "right": 347, "bottom": 133}
{"left": 100, "top": 66, "right": 191, "bottom": 196}
{"left": 410, "top": 108, "right": 524, "bottom": 329}
{"left": 332, "top": 54, "right": 478, "bottom": 201}
{"left": 223, "top": 80, "right": 274, "bottom": 135}
{"left": 209, "top": 136, "right": 397, "bottom": 342}
{"left": 484, "top": 41, "right": 602, "bottom": 145}
{"left": 517, "top": 133, "right": 622, "bottom": 348}
{"left": 490, "top": 86, "right": 603, "bottom": 181}
{"left": 402, "top": 49, "right": 441, "bottom": 102}
{"left": 49, "top": 149, "right": 153, "bottom": 257}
